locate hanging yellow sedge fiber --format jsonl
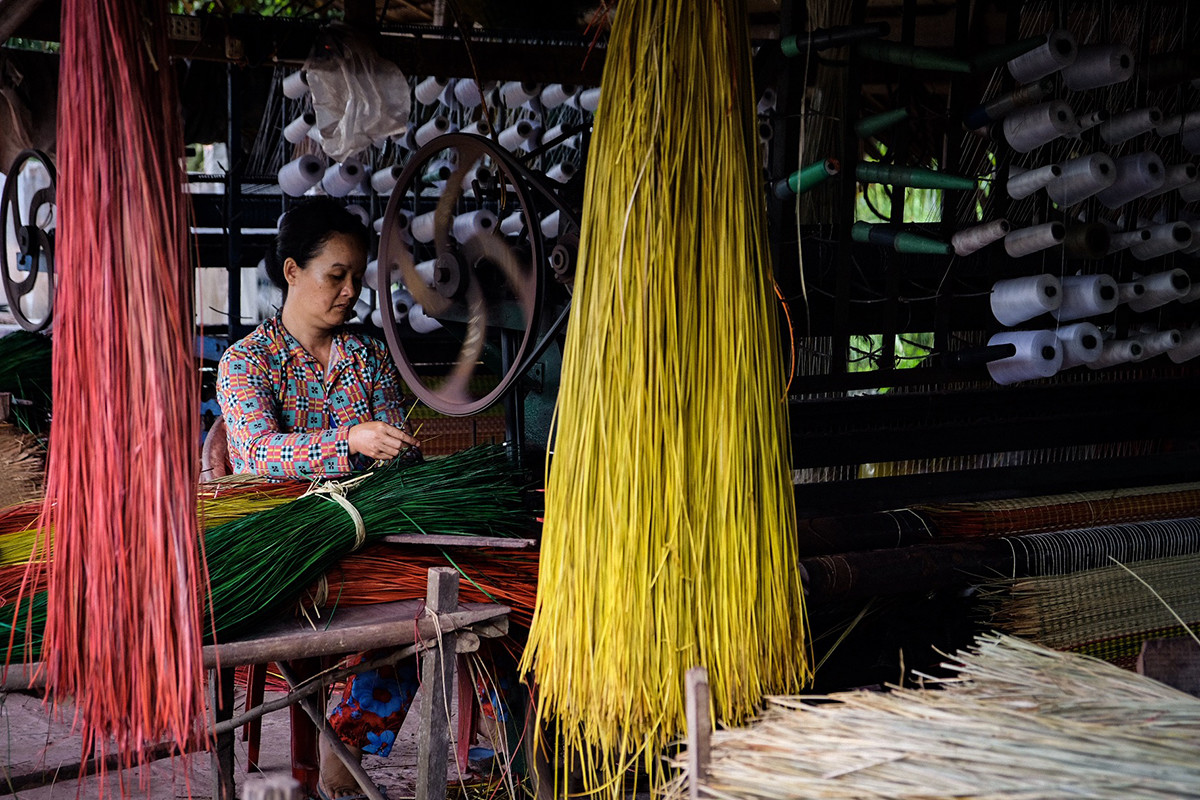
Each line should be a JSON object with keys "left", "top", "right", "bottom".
{"left": 521, "top": 0, "right": 811, "bottom": 793}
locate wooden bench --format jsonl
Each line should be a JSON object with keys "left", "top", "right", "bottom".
{"left": 1, "top": 567, "right": 509, "bottom": 800}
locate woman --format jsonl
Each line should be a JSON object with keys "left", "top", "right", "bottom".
{"left": 217, "top": 196, "right": 419, "bottom": 799}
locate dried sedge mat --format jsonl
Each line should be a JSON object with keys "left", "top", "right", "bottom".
{"left": 664, "top": 634, "right": 1200, "bottom": 800}
{"left": 920, "top": 482, "right": 1200, "bottom": 538}
{"left": 987, "top": 551, "right": 1200, "bottom": 668}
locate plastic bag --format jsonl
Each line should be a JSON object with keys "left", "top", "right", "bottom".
{"left": 305, "top": 24, "right": 410, "bottom": 163}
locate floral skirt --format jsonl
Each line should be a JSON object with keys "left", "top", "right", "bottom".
{"left": 328, "top": 652, "right": 420, "bottom": 757}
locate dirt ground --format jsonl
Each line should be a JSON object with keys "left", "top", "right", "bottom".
{"left": 0, "top": 679, "right": 505, "bottom": 800}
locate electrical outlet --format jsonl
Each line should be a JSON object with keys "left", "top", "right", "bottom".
{"left": 167, "top": 15, "right": 201, "bottom": 42}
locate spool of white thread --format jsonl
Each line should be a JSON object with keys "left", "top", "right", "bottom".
{"left": 283, "top": 112, "right": 316, "bottom": 144}
{"left": 500, "top": 212, "right": 524, "bottom": 236}
{"left": 282, "top": 70, "right": 308, "bottom": 99}
{"left": 1182, "top": 127, "right": 1200, "bottom": 156}
{"left": 415, "top": 75, "right": 449, "bottom": 105}
{"left": 541, "top": 84, "right": 576, "bottom": 109}
{"left": 421, "top": 158, "right": 454, "bottom": 187}
{"left": 1061, "top": 44, "right": 1134, "bottom": 90}
{"left": 500, "top": 81, "right": 541, "bottom": 106}
{"left": 498, "top": 120, "right": 536, "bottom": 151}
{"left": 385, "top": 289, "right": 415, "bottom": 323}
{"left": 375, "top": 214, "right": 413, "bottom": 241}
{"left": 1168, "top": 328, "right": 1200, "bottom": 363}
{"left": 542, "top": 124, "right": 581, "bottom": 150}
{"left": 1132, "top": 329, "right": 1182, "bottom": 360}
{"left": 1118, "top": 281, "right": 1146, "bottom": 306}
{"left": 540, "top": 210, "right": 561, "bottom": 239}
{"left": 1144, "top": 164, "right": 1198, "bottom": 199}
{"left": 757, "top": 88, "right": 777, "bottom": 114}
{"left": 278, "top": 155, "right": 324, "bottom": 197}
{"left": 364, "top": 259, "right": 381, "bottom": 286}
{"left": 321, "top": 159, "right": 364, "bottom": 197}
{"left": 1179, "top": 179, "right": 1200, "bottom": 203}
{"left": 1004, "top": 222, "right": 1065, "bottom": 258}
{"left": 1006, "top": 164, "right": 1061, "bottom": 200}
{"left": 1008, "top": 29, "right": 1077, "bottom": 83}
{"left": 1052, "top": 274, "right": 1119, "bottom": 321}
{"left": 344, "top": 204, "right": 371, "bottom": 228}
{"left": 451, "top": 209, "right": 498, "bottom": 243}
{"left": 408, "top": 304, "right": 443, "bottom": 333}
{"left": 1096, "top": 151, "right": 1165, "bottom": 209}
{"left": 546, "top": 162, "right": 578, "bottom": 184}
{"left": 452, "top": 79, "right": 484, "bottom": 107}
{"left": 415, "top": 116, "right": 452, "bottom": 148}
{"left": 1087, "top": 339, "right": 1142, "bottom": 369}
{"left": 1128, "top": 268, "right": 1190, "bottom": 311}
{"left": 1155, "top": 111, "right": 1200, "bottom": 137}
{"left": 411, "top": 210, "right": 437, "bottom": 244}
{"left": 1076, "top": 109, "right": 1109, "bottom": 132}
{"left": 1002, "top": 101, "right": 1078, "bottom": 153}
{"left": 951, "top": 219, "right": 1010, "bottom": 256}
{"left": 1046, "top": 153, "right": 1116, "bottom": 207}
{"left": 350, "top": 298, "right": 371, "bottom": 323}
{"left": 1129, "top": 224, "right": 1192, "bottom": 262}
{"left": 1099, "top": 107, "right": 1161, "bottom": 146}
{"left": 461, "top": 166, "right": 490, "bottom": 195}
{"left": 986, "top": 330, "right": 1063, "bottom": 385}
{"left": 990, "top": 274, "right": 1062, "bottom": 325}
{"left": 371, "top": 165, "right": 402, "bottom": 195}
{"left": 578, "top": 88, "right": 602, "bottom": 112}
{"left": 459, "top": 120, "right": 489, "bottom": 137}
{"left": 520, "top": 125, "right": 545, "bottom": 153}
{"left": 1056, "top": 322, "right": 1104, "bottom": 368}
{"left": 413, "top": 258, "right": 438, "bottom": 287}
{"left": 1109, "top": 229, "right": 1151, "bottom": 253}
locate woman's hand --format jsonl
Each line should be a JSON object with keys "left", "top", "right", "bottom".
{"left": 348, "top": 421, "right": 420, "bottom": 461}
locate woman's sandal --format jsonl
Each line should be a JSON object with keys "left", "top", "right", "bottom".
{"left": 315, "top": 782, "right": 370, "bottom": 800}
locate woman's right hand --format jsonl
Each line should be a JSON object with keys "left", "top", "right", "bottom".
{"left": 348, "top": 421, "right": 420, "bottom": 461}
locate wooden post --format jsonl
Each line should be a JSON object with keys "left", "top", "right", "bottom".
{"left": 685, "top": 667, "right": 711, "bottom": 800}
{"left": 210, "top": 666, "right": 237, "bottom": 800}
{"left": 418, "top": 568, "right": 460, "bottom": 800}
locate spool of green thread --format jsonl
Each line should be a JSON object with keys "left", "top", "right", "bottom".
{"left": 854, "top": 108, "right": 910, "bottom": 139}
{"left": 851, "top": 222, "right": 953, "bottom": 255}
{"left": 855, "top": 162, "right": 977, "bottom": 191}
{"left": 856, "top": 41, "right": 971, "bottom": 73}
{"left": 773, "top": 159, "right": 840, "bottom": 198}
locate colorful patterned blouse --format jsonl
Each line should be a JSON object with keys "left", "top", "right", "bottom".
{"left": 216, "top": 314, "right": 408, "bottom": 478}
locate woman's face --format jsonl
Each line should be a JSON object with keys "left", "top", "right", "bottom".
{"left": 283, "top": 232, "right": 367, "bottom": 331}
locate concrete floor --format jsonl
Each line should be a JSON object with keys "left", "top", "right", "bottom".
{"left": 0, "top": 680, "right": 504, "bottom": 800}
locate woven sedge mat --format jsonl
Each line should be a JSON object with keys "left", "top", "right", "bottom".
{"left": 918, "top": 482, "right": 1200, "bottom": 539}
{"left": 986, "top": 550, "right": 1200, "bottom": 669}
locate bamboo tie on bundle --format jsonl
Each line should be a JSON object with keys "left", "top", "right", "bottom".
{"left": 521, "top": 0, "right": 811, "bottom": 794}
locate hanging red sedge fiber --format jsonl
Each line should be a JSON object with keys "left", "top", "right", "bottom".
{"left": 22, "top": 0, "right": 208, "bottom": 769}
